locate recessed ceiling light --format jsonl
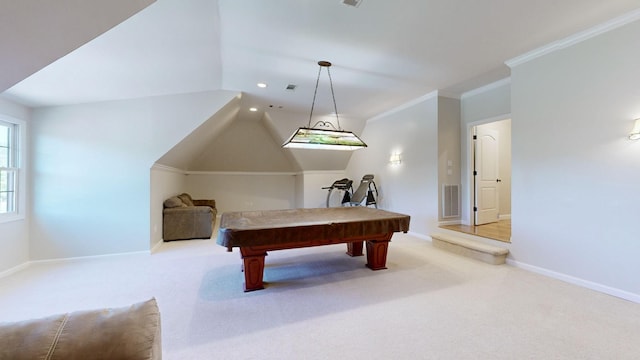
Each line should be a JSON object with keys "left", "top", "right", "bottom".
{"left": 342, "top": 0, "right": 363, "bottom": 8}
{"left": 257, "top": 83, "right": 267, "bottom": 88}
{"left": 249, "top": 107, "right": 258, "bottom": 112}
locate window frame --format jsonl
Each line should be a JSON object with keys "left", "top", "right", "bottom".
{"left": 0, "top": 115, "right": 25, "bottom": 223}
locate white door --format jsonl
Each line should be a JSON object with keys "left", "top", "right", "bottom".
{"left": 474, "top": 127, "right": 500, "bottom": 225}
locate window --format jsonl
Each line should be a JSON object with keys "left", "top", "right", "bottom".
{"left": 0, "top": 119, "right": 19, "bottom": 215}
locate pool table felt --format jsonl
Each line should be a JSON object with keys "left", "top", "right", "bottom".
{"left": 217, "top": 207, "right": 410, "bottom": 248}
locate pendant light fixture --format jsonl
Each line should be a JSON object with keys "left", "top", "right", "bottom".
{"left": 282, "top": 61, "right": 367, "bottom": 150}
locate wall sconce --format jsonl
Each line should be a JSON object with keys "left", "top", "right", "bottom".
{"left": 629, "top": 119, "right": 640, "bottom": 140}
{"left": 389, "top": 153, "right": 402, "bottom": 165}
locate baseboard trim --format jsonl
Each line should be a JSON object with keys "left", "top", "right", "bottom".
{"left": 0, "top": 262, "right": 31, "bottom": 279}
{"left": 438, "top": 220, "right": 461, "bottom": 226}
{"left": 151, "top": 240, "right": 163, "bottom": 254}
{"left": 1, "top": 249, "right": 154, "bottom": 279}
{"left": 408, "top": 231, "right": 431, "bottom": 241}
{"left": 30, "top": 250, "right": 151, "bottom": 266}
{"left": 506, "top": 259, "right": 640, "bottom": 304}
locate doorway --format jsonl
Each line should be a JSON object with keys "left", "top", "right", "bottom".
{"left": 441, "top": 118, "right": 512, "bottom": 242}
{"left": 473, "top": 119, "right": 511, "bottom": 241}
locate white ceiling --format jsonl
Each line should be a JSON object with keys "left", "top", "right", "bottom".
{"left": 0, "top": 0, "right": 154, "bottom": 93}
{"left": 3, "top": 0, "right": 640, "bottom": 120}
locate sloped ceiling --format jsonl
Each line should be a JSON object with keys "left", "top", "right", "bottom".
{"left": 5, "top": 0, "right": 640, "bottom": 115}
{"left": 2, "top": 0, "right": 223, "bottom": 106}
{"left": 3, "top": 0, "right": 640, "bottom": 172}
{"left": 0, "top": 0, "right": 155, "bottom": 93}
{"left": 188, "top": 113, "right": 297, "bottom": 172}
{"left": 155, "top": 93, "right": 240, "bottom": 170}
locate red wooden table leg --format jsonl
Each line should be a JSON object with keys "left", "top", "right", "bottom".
{"left": 365, "top": 233, "right": 393, "bottom": 270}
{"left": 346, "top": 241, "right": 364, "bottom": 257}
{"left": 240, "top": 247, "right": 267, "bottom": 292}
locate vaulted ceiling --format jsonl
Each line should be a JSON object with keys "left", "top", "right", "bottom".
{"left": 0, "top": 0, "right": 155, "bottom": 95}
{"left": 2, "top": 1, "right": 640, "bottom": 172}
{"left": 3, "top": 0, "right": 640, "bottom": 119}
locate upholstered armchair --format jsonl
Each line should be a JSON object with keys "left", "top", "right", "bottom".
{"left": 162, "top": 193, "right": 217, "bottom": 241}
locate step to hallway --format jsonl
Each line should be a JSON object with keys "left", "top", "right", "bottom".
{"left": 430, "top": 232, "right": 509, "bottom": 265}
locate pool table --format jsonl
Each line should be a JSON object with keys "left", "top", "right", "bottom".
{"left": 217, "top": 207, "right": 411, "bottom": 291}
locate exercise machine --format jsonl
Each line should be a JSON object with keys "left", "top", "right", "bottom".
{"left": 322, "top": 174, "right": 378, "bottom": 208}
{"left": 349, "top": 174, "right": 378, "bottom": 208}
{"left": 322, "top": 178, "right": 353, "bottom": 207}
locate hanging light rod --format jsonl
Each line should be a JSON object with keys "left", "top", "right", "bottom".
{"left": 282, "top": 60, "right": 367, "bottom": 151}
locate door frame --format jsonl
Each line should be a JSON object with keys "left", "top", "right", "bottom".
{"left": 465, "top": 114, "right": 511, "bottom": 227}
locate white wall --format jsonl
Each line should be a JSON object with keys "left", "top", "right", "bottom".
{"left": 509, "top": 20, "right": 640, "bottom": 300}
{"left": 180, "top": 170, "right": 346, "bottom": 219}
{"left": 347, "top": 94, "right": 439, "bottom": 237}
{"left": 185, "top": 172, "right": 296, "bottom": 213}
{"left": 30, "top": 90, "right": 237, "bottom": 260}
{"left": 460, "top": 81, "right": 511, "bottom": 225}
{"left": 300, "top": 171, "right": 346, "bottom": 208}
{"left": 0, "top": 98, "right": 30, "bottom": 273}
{"left": 294, "top": 172, "right": 304, "bottom": 209}
{"left": 437, "top": 96, "right": 461, "bottom": 221}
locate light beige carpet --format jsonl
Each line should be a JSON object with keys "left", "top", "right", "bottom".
{"left": 1, "top": 232, "right": 639, "bottom": 359}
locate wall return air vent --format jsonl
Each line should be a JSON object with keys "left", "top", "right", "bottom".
{"left": 442, "top": 184, "right": 461, "bottom": 218}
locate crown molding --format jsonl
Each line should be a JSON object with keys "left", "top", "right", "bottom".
{"left": 368, "top": 90, "right": 439, "bottom": 123}
{"left": 437, "top": 91, "right": 462, "bottom": 100}
{"left": 151, "top": 163, "right": 185, "bottom": 174}
{"left": 299, "top": 170, "right": 345, "bottom": 175}
{"left": 151, "top": 167, "right": 301, "bottom": 176}
{"left": 185, "top": 171, "right": 297, "bottom": 176}
{"left": 461, "top": 77, "right": 511, "bottom": 100}
{"left": 506, "top": 8, "right": 640, "bottom": 68}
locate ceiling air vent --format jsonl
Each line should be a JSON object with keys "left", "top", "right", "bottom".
{"left": 342, "top": 0, "right": 363, "bottom": 7}
{"left": 286, "top": 84, "right": 297, "bottom": 91}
